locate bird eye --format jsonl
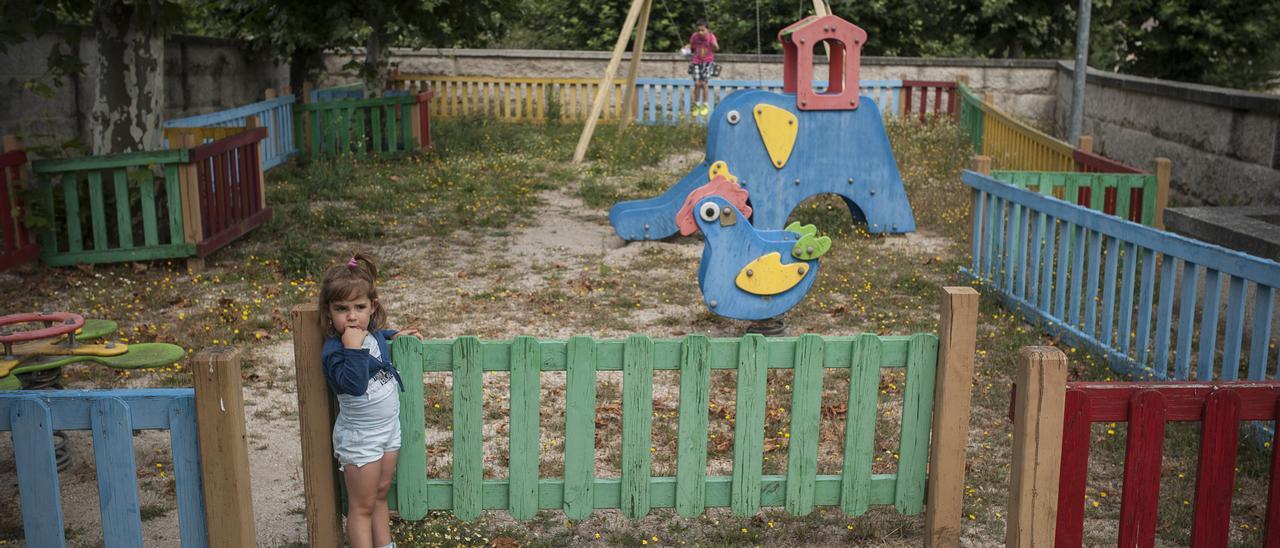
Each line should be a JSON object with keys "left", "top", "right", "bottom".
{"left": 699, "top": 202, "right": 721, "bottom": 222}
{"left": 726, "top": 110, "right": 741, "bottom": 124}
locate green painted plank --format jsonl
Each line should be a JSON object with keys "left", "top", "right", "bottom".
{"left": 1089, "top": 174, "right": 1105, "bottom": 211}
{"left": 563, "top": 336, "right": 597, "bottom": 520}
{"left": 784, "top": 334, "right": 824, "bottom": 516}
{"left": 310, "top": 110, "right": 322, "bottom": 158}
{"left": 355, "top": 108, "right": 367, "bottom": 154}
{"left": 407, "top": 474, "right": 901, "bottom": 512}
{"left": 621, "top": 335, "right": 654, "bottom": 518}
{"left": 338, "top": 108, "right": 351, "bottom": 155}
{"left": 402, "top": 104, "right": 415, "bottom": 150}
{"left": 385, "top": 105, "right": 398, "bottom": 152}
{"left": 452, "top": 336, "right": 484, "bottom": 521}
{"left": 112, "top": 170, "right": 133, "bottom": 249}
{"left": 296, "top": 94, "right": 416, "bottom": 110}
{"left": 895, "top": 333, "right": 939, "bottom": 515}
{"left": 164, "top": 164, "right": 184, "bottom": 247}
{"left": 39, "top": 175, "right": 57, "bottom": 251}
{"left": 62, "top": 175, "right": 82, "bottom": 253}
{"left": 293, "top": 104, "right": 305, "bottom": 158}
{"left": 86, "top": 170, "right": 108, "bottom": 251}
{"left": 32, "top": 149, "right": 187, "bottom": 173}
{"left": 1111, "top": 175, "right": 1130, "bottom": 221}
{"left": 840, "top": 333, "right": 882, "bottom": 516}
{"left": 39, "top": 243, "right": 194, "bottom": 266}
{"left": 407, "top": 336, "right": 919, "bottom": 373}
{"left": 731, "top": 335, "right": 768, "bottom": 516}
{"left": 393, "top": 337, "right": 428, "bottom": 519}
{"left": 675, "top": 334, "right": 711, "bottom": 517}
{"left": 1140, "top": 175, "right": 1158, "bottom": 226}
{"left": 371, "top": 107, "right": 383, "bottom": 154}
{"left": 508, "top": 336, "right": 541, "bottom": 520}
{"left": 140, "top": 178, "right": 158, "bottom": 247}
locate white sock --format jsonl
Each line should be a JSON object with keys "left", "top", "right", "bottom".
{"left": 376, "top": 542, "right": 396, "bottom": 548}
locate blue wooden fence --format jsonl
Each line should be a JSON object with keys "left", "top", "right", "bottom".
{"left": 310, "top": 83, "right": 410, "bottom": 103}
{"left": 164, "top": 96, "right": 297, "bottom": 171}
{"left": 0, "top": 389, "right": 208, "bottom": 547}
{"left": 633, "top": 78, "right": 902, "bottom": 125}
{"left": 962, "top": 170, "right": 1280, "bottom": 385}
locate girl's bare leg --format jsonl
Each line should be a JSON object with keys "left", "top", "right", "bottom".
{"left": 344, "top": 461, "right": 383, "bottom": 548}
{"left": 373, "top": 451, "right": 400, "bottom": 546}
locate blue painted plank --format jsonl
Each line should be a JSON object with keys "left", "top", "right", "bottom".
{"left": 1100, "top": 236, "right": 1121, "bottom": 347}
{"left": 992, "top": 197, "right": 1007, "bottom": 283}
{"left": 93, "top": 398, "right": 144, "bottom": 548}
{"left": 0, "top": 389, "right": 192, "bottom": 431}
{"left": 982, "top": 193, "right": 998, "bottom": 280}
{"left": 1153, "top": 256, "right": 1179, "bottom": 379}
{"left": 970, "top": 190, "right": 983, "bottom": 273}
{"left": 1016, "top": 206, "right": 1033, "bottom": 301}
{"left": 1038, "top": 216, "right": 1057, "bottom": 313}
{"left": 1117, "top": 242, "right": 1139, "bottom": 356}
{"left": 1004, "top": 201, "right": 1023, "bottom": 294}
{"left": 1174, "top": 262, "right": 1201, "bottom": 380}
{"left": 1196, "top": 269, "right": 1223, "bottom": 380}
{"left": 12, "top": 399, "right": 67, "bottom": 548}
{"left": 1083, "top": 230, "right": 1103, "bottom": 337}
{"left": 1068, "top": 224, "right": 1087, "bottom": 328}
{"left": 1135, "top": 249, "right": 1158, "bottom": 370}
{"left": 164, "top": 96, "right": 296, "bottom": 127}
{"left": 169, "top": 397, "right": 208, "bottom": 548}
{"left": 1027, "top": 209, "right": 1045, "bottom": 307}
{"left": 1054, "top": 219, "right": 1071, "bottom": 318}
{"left": 1220, "top": 277, "right": 1247, "bottom": 380}
{"left": 1248, "top": 286, "right": 1276, "bottom": 381}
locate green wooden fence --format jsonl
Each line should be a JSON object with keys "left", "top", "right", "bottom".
{"left": 378, "top": 333, "right": 939, "bottom": 521}
{"left": 293, "top": 93, "right": 430, "bottom": 160}
{"left": 991, "top": 170, "right": 1160, "bottom": 226}
{"left": 31, "top": 150, "right": 194, "bottom": 265}
{"left": 958, "top": 83, "right": 985, "bottom": 154}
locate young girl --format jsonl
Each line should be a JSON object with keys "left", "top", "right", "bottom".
{"left": 319, "top": 253, "right": 421, "bottom": 548}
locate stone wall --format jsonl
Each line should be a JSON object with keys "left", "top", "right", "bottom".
{"left": 324, "top": 48, "right": 1062, "bottom": 122}
{"left": 1055, "top": 62, "right": 1280, "bottom": 206}
{"left": 0, "top": 30, "right": 287, "bottom": 151}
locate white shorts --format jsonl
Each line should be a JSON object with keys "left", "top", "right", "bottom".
{"left": 333, "top": 417, "right": 401, "bottom": 471}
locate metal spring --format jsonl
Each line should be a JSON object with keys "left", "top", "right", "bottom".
{"left": 18, "top": 367, "right": 73, "bottom": 471}
{"left": 745, "top": 316, "right": 787, "bottom": 337}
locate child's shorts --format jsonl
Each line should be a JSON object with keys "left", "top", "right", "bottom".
{"left": 333, "top": 417, "right": 401, "bottom": 471}
{"left": 689, "top": 62, "right": 719, "bottom": 82}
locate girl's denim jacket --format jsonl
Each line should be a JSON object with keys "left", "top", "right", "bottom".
{"left": 321, "top": 329, "right": 405, "bottom": 396}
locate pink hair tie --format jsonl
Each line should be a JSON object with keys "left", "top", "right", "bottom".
{"left": 346, "top": 257, "right": 358, "bottom": 267}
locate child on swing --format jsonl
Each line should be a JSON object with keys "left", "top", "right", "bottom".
{"left": 319, "top": 252, "right": 423, "bottom": 548}
{"left": 686, "top": 19, "right": 720, "bottom": 117}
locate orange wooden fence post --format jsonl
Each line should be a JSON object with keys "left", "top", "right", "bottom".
{"left": 1154, "top": 158, "right": 1171, "bottom": 230}
{"left": 1007, "top": 347, "right": 1068, "bottom": 548}
{"left": 924, "top": 287, "right": 980, "bottom": 547}
{"left": 973, "top": 155, "right": 992, "bottom": 176}
{"left": 246, "top": 115, "right": 267, "bottom": 209}
{"left": 293, "top": 303, "right": 343, "bottom": 547}
{"left": 1078, "top": 135, "right": 1093, "bottom": 153}
{"left": 192, "top": 347, "right": 257, "bottom": 547}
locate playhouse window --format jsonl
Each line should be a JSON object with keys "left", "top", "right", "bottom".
{"left": 811, "top": 39, "right": 846, "bottom": 95}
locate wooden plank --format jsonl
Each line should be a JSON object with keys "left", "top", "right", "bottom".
{"left": 63, "top": 174, "right": 83, "bottom": 252}
{"left": 1006, "top": 347, "right": 1067, "bottom": 548}
{"left": 1175, "top": 262, "right": 1201, "bottom": 379}
{"left": 785, "top": 334, "right": 824, "bottom": 516}
{"left": 193, "top": 348, "right": 256, "bottom": 547}
{"left": 982, "top": 194, "right": 999, "bottom": 280}
{"left": 572, "top": 0, "right": 648, "bottom": 162}
{"left": 1196, "top": 269, "right": 1223, "bottom": 380}
{"left": 1054, "top": 219, "right": 1071, "bottom": 318}
{"left": 394, "top": 337, "right": 429, "bottom": 519}
{"left": 452, "top": 336, "right": 484, "bottom": 521}
{"left": 924, "top": 287, "right": 979, "bottom": 546}
{"left": 1117, "top": 242, "right": 1139, "bottom": 356}
{"left": 168, "top": 397, "right": 208, "bottom": 548}
{"left": 509, "top": 336, "right": 541, "bottom": 520}
{"left": 1189, "top": 389, "right": 1241, "bottom": 546}
{"left": 969, "top": 189, "right": 984, "bottom": 273}
{"left": 1248, "top": 287, "right": 1275, "bottom": 381}
{"left": 1219, "top": 277, "right": 1246, "bottom": 379}
{"left": 112, "top": 169, "right": 134, "bottom": 249}
{"left": 1083, "top": 230, "right": 1103, "bottom": 336}
{"left": 13, "top": 399, "right": 68, "bottom": 547}
{"left": 139, "top": 176, "right": 159, "bottom": 247}
{"left": 564, "top": 336, "right": 597, "bottom": 520}
{"left": 1265, "top": 399, "right": 1280, "bottom": 546}
{"left": 621, "top": 335, "right": 654, "bottom": 518}
{"left": 1055, "top": 389, "right": 1092, "bottom": 547}
{"left": 290, "top": 303, "right": 343, "bottom": 547}
{"left": 371, "top": 106, "right": 383, "bottom": 153}
{"left": 1154, "top": 159, "right": 1171, "bottom": 230}
{"left": 618, "top": 0, "right": 652, "bottom": 130}
{"left": 1153, "top": 256, "right": 1178, "bottom": 379}
{"left": 164, "top": 164, "right": 185, "bottom": 248}
{"left": 1037, "top": 216, "right": 1056, "bottom": 312}
{"left": 1100, "top": 236, "right": 1120, "bottom": 347}
{"left": 32, "top": 149, "right": 186, "bottom": 172}
{"left": 1116, "top": 389, "right": 1166, "bottom": 547}
{"left": 841, "top": 333, "right": 881, "bottom": 516}
{"left": 85, "top": 170, "right": 108, "bottom": 250}
{"left": 676, "top": 334, "right": 711, "bottom": 517}
{"left": 1067, "top": 225, "right": 1087, "bottom": 328}
{"left": 91, "top": 397, "right": 144, "bottom": 547}
{"left": 896, "top": 333, "right": 938, "bottom": 515}
{"left": 732, "top": 335, "right": 768, "bottom": 516}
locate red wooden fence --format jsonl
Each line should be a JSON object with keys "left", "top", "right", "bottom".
{"left": 901, "top": 80, "right": 958, "bottom": 123}
{"left": 1056, "top": 382, "right": 1280, "bottom": 547}
{"left": 0, "top": 148, "right": 39, "bottom": 271}
{"left": 188, "top": 127, "right": 273, "bottom": 257}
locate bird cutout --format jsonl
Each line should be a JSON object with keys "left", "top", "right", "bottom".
{"left": 692, "top": 195, "right": 820, "bottom": 320}
{"left": 707, "top": 160, "right": 738, "bottom": 183}
{"left": 783, "top": 223, "right": 832, "bottom": 260}
{"left": 753, "top": 103, "right": 799, "bottom": 169}
{"left": 676, "top": 168, "right": 752, "bottom": 236}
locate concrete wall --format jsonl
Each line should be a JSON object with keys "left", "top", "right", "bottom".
{"left": 1055, "top": 62, "right": 1280, "bottom": 206}
{"left": 324, "top": 48, "right": 1062, "bottom": 122}
{"left": 0, "top": 30, "right": 287, "bottom": 151}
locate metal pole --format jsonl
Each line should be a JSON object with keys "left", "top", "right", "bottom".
{"left": 1069, "top": 0, "right": 1092, "bottom": 145}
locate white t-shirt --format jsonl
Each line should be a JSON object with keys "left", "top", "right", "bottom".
{"left": 334, "top": 333, "right": 400, "bottom": 427}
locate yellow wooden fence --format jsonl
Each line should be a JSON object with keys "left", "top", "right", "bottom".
{"left": 977, "top": 100, "right": 1075, "bottom": 172}
{"left": 390, "top": 75, "right": 630, "bottom": 122}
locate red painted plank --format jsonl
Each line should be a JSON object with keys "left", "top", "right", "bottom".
{"left": 1072, "top": 149, "right": 1146, "bottom": 174}
{"left": 1057, "top": 389, "right": 1092, "bottom": 547}
{"left": 236, "top": 146, "right": 250, "bottom": 222}
{"left": 214, "top": 151, "right": 228, "bottom": 235}
{"left": 0, "top": 166, "right": 15, "bottom": 255}
{"left": 1190, "top": 389, "right": 1241, "bottom": 547}
{"left": 1103, "top": 187, "right": 1117, "bottom": 216}
{"left": 1130, "top": 188, "right": 1145, "bottom": 222}
{"left": 1071, "top": 383, "right": 1280, "bottom": 422}
{"left": 189, "top": 127, "right": 266, "bottom": 163}
{"left": 1078, "top": 187, "right": 1092, "bottom": 209}
{"left": 1265, "top": 400, "right": 1280, "bottom": 548}
{"left": 1117, "top": 389, "right": 1166, "bottom": 548}
{"left": 198, "top": 158, "right": 212, "bottom": 238}
{"left": 246, "top": 142, "right": 262, "bottom": 214}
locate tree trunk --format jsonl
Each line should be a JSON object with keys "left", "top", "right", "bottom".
{"left": 290, "top": 46, "right": 323, "bottom": 101}
{"left": 362, "top": 1, "right": 388, "bottom": 98}
{"left": 88, "top": 0, "right": 164, "bottom": 155}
